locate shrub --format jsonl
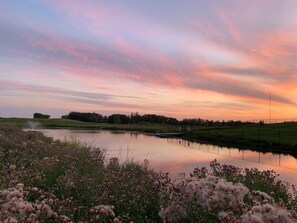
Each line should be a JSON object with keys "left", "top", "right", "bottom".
{"left": 33, "top": 113, "right": 50, "bottom": 119}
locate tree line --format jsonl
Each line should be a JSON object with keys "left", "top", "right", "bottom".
{"left": 61, "top": 112, "right": 179, "bottom": 125}
{"left": 180, "top": 118, "right": 258, "bottom": 127}
{"left": 61, "top": 111, "right": 258, "bottom": 126}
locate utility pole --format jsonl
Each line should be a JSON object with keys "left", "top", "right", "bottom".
{"left": 269, "top": 92, "right": 272, "bottom": 124}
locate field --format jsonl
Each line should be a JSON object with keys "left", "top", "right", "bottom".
{"left": 193, "top": 122, "right": 297, "bottom": 146}
{"left": 181, "top": 122, "right": 297, "bottom": 157}
{"left": 1, "top": 127, "right": 297, "bottom": 222}
{"left": 0, "top": 117, "right": 179, "bottom": 133}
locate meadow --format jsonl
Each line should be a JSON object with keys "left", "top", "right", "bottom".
{"left": 192, "top": 122, "right": 297, "bottom": 145}
{"left": 186, "top": 122, "right": 297, "bottom": 156}
{"left": 1, "top": 127, "right": 297, "bottom": 222}
{"left": 0, "top": 118, "right": 179, "bottom": 133}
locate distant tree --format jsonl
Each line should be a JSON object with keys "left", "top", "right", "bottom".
{"left": 33, "top": 113, "right": 50, "bottom": 119}
{"left": 140, "top": 114, "right": 178, "bottom": 125}
{"left": 107, "top": 114, "right": 130, "bottom": 124}
{"left": 103, "top": 116, "right": 108, "bottom": 123}
{"left": 113, "top": 114, "right": 121, "bottom": 124}
{"left": 259, "top": 120, "right": 265, "bottom": 126}
{"left": 130, "top": 112, "right": 141, "bottom": 124}
{"left": 61, "top": 111, "right": 260, "bottom": 127}
{"left": 179, "top": 118, "right": 254, "bottom": 127}
{"left": 65, "top": 111, "right": 104, "bottom": 123}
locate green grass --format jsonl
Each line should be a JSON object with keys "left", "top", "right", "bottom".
{"left": 0, "top": 117, "right": 179, "bottom": 133}
{"left": 193, "top": 122, "right": 297, "bottom": 146}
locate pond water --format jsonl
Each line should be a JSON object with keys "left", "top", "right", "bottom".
{"left": 35, "top": 129, "right": 297, "bottom": 186}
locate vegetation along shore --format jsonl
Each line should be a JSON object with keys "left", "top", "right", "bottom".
{"left": 1, "top": 114, "right": 297, "bottom": 157}
{"left": 1, "top": 127, "right": 297, "bottom": 222}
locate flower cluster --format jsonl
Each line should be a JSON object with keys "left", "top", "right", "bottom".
{"left": 0, "top": 183, "right": 59, "bottom": 223}
{"left": 158, "top": 173, "right": 297, "bottom": 222}
{"left": 241, "top": 203, "right": 297, "bottom": 223}
{"left": 159, "top": 175, "right": 249, "bottom": 222}
{"left": 90, "top": 205, "right": 121, "bottom": 222}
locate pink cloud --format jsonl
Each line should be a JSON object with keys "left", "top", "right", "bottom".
{"left": 3, "top": 23, "right": 295, "bottom": 106}
{"left": 2, "top": 0, "right": 297, "bottom": 119}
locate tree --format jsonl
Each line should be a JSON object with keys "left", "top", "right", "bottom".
{"left": 107, "top": 114, "right": 130, "bottom": 124}
{"left": 33, "top": 113, "right": 50, "bottom": 119}
{"left": 130, "top": 112, "right": 141, "bottom": 124}
{"left": 65, "top": 111, "right": 104, "bottom": 123}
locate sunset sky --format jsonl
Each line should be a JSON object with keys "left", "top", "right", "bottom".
{"left": 1, "top": 0, "right": 297, "bottom": 120}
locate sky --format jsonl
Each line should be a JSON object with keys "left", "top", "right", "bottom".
{"left": 1, "top": 0, "right": 297, "bottom": 120}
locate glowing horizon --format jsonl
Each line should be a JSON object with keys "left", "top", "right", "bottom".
{"left": 1, "top": 1, "right": 297, "bottom": 120}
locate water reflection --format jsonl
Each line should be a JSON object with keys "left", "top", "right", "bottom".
{"left": 167, "top": 138, "right": 294, "bottom": 170}
{"left": 33, "top": 129, "right": 297, "bottom": 186}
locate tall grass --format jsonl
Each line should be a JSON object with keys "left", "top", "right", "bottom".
{"left": 0, "top": 127, "right": 296, "bottom": 222}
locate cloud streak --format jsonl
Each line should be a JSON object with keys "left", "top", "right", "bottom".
{"left": 1, "top": 23, "right": 294, "bottom": 105}
{"left": 0, "top": 80, "right": 141, "bottom": 106}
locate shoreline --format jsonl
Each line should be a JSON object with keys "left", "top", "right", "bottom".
{"left": 181, "top": 133, "right": 297, "bottom": 158}
{"left": 27, "top": 126, "right": 297, "bottom": 158}
{"left": 1, "top": 117, "right": 297, "bottom": 157}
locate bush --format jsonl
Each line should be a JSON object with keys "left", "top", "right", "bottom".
{"left": 66, "top": 111, "right": 105, "bottom": 123}
{"left": 33, "top": 112, "right": 50, "bottom": 119}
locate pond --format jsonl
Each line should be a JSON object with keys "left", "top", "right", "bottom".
{"left": 34, "top": 129, "right": 297, "bottom": 186}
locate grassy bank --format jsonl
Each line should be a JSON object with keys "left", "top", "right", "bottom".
{"left": 0, "top": 117, "right": 179, "bottom": 133}
{"left": 2, "top": 117, "right": 297, "bottom": 156}
{"left": 191, "top": 122, "right": 297, "bottom": 145}
{"left": 1, "top": 127, "right": 297, "bottom": 222}
{"left": 184, "top": 122, "right": 297, "bottom": 157}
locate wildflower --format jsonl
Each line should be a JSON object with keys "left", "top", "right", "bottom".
{"left": 241, "top": 204, "right": 296, "bottom": 223}
{"left": 9, "top": 165, "right": 16, "bottom": 170}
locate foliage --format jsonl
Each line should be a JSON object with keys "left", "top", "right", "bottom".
{"left": 157, "top": 160, "right": 297, "bottom": 222}
{"left": 0, "top": 128, "right": 161, "bottom": 222}
{"left": 192, "top": 160, "right": 291, "bottom": 205}
{"left": 180, "top": 118, "right": 258, "bottom": 127}
{"left": 33, "top": 113, "right": 50, "bottom": 119}
{"left": 141, "top": 114, "right": 178, "bottom": 125}
{"left": 66, "top": 111, "right": 106, "bottom": 123}
{"left": 63, "top": 111, "right": 179, "bottom": 125}
{"left": 1, "top": 128, "right": 297, "bottom": 222}
{"left": 107, "top": 114, "right": 130, "bottom": 124}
